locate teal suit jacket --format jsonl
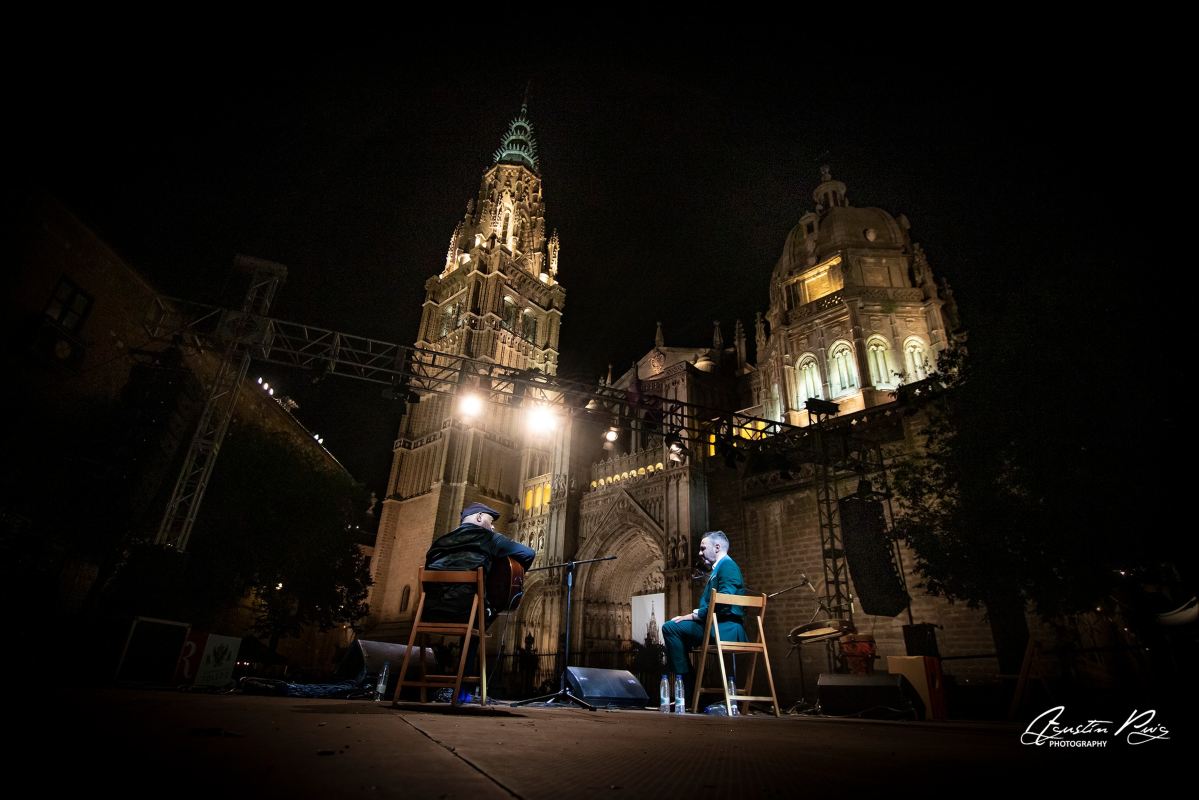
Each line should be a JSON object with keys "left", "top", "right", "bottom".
{"left": 696, "top": 555, "right": 746, "bottom": 624}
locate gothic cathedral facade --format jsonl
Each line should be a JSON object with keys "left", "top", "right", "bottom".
{"left": 366, "top": 105, "right": 983, "bottom": 693}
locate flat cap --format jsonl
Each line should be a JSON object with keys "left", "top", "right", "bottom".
{"left": 461, "top": 502, "right": 501, "bottom": 521}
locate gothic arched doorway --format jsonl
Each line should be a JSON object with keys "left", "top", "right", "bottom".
{"left": 573, "top": 524, "right": 665, "bottom": 660}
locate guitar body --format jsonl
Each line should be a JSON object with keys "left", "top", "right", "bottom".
{"left": 487, "top": 555, "right": 526, "bottom": 615}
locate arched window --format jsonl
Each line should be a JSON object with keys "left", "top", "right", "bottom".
{"left": 502, "top": 296, "right": 519, "bottom": 331}
{"left": 437, "top": 300, "right": 461, "bottom": 339}
{"left": 798, "top": 355, "right": 822, "bottom": 403}
{"left": 829, "top": 341, "right": 858, "bottom": 396}
{"left": 866, "top": 337, "right": 894, "bottom": 387}
{"left": 400, "top": 585, "right": 411, "bottom": 613}
{"left": 521, "top": 310, "right": 537, "bottom": 342}
{"left": 904, "top": 338, "right": 930, "bottom": 381}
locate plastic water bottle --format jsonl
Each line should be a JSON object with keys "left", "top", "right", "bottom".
{"left": 727, "top": 678, "right": 739, "bottom": 715}
{"left": 674, "top": 675, "right": 685, "bottom": 714}
{"left": 659, "top": 674, "right": 670, "bottom": 713}
{"left": 375, "top": 661, "right": 391, "bottom": 701}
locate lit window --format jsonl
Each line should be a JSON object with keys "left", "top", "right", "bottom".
{"left": 521, "top": 310, "right": 537, "bottom": 342}
{"left": 829, "top": 342, "right": 858, "bottom": 396}
{"left": 798, "top": 356, "right": 822, "bottom": 403}
{"left": 502, "top": 297, "right": 519, "bottom": 331}
{"left": 437, "top": 296, "right": 464, "bottom": 339}
{"left": 866, "top": 338, "right": 894, "bottom": 387}
{"left": 904, "top": 338, "right": 930, "bottom": 381}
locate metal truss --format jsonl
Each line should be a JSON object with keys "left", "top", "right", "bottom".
{"left": 144, "top": 290, "right": 798, "bottom": 550}
{"left": 153, "top": 256, "right": 286, "bottom": 551}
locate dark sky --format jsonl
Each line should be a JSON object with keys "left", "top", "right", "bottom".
{"left": 18, "top": 46, "right": 1157, "bottom": 493}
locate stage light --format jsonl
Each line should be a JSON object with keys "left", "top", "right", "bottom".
{"left": 459, "top": 393, "right": 484, "bottom": 417}
{"left": 526, "top": 404, "right": 558, "bottom": 435}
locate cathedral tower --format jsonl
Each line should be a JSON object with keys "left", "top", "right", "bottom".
{"left": 367, "top": 106, "right": 567, "bottom": 637}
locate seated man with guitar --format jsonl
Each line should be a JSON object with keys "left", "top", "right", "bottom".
{"left": 424, "top": 503, "right": 535, "bottom": 692}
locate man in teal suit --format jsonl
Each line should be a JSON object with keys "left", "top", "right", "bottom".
{"left": 661, "top": 530, "right": 747, "bottom": 702}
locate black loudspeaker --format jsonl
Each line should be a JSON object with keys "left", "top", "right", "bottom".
{"left": 817, "top": 673, "right": 924, "bottom": 720}
{"left": 838, "top": 495, "right": 910, "bottom": 617}
{"left": 564, "top": 667, "right": 650, "bottom": 708}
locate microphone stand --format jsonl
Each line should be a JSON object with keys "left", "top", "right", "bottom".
{"left": 493, "top": 592, "right": 523, "bottom": 693}
{"left": 767, "top": 580, "right": 812, "bottom": 600}
{"left": 773, "top": 575, "right": 828, "bottom": 716}
{"left": 512, "top": 555, "right": 617, "bottom": 710}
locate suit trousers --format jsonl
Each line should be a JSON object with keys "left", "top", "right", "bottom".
{"left": 661, "top": 618, "right": 746, "bottom": 675}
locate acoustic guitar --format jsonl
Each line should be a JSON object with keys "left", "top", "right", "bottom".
{"left": 486, "top": 555, "right": 526, "bottom": 616}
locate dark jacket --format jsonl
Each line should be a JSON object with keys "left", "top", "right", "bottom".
{"left": 423, "top": 523, "right": 535, "bottom": 625}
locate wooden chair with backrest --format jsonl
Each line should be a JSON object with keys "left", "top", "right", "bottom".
{"left": 394, "top": 567, "right": 487, "bottom": 705}
{"left": 691, "top": 590, "right": 780, "bottom": 716}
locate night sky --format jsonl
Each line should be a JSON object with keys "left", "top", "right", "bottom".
{"left": 18, "top": 47, "right": 1161, "bottom": 496}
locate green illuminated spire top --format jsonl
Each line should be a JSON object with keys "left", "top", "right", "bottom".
{"left": 493, "top": 103, "right": 539, "bottom": 172}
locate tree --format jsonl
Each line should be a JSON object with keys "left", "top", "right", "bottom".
{"left": 891, "top": 309, "right": 1189, "bottom": 675}
{"left": 188, "top": 421, "right": 372, "bottom": 651}
{"left": 891, "top": 349, "right": 1035, "bottom": 672}
{"left": 102, "top": 420, "right": 372, "bottom": 653}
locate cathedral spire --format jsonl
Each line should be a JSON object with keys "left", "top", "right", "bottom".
{"left": 655, "top": 321, "right": 664, "bottom": 348}
{"left": 548, "top": 230, "right": 561, "bottom": 277}
{"left": 712, "top": 320, "right": 723, "bottom": 350}
{"left": 443, "top": 220, "right": 463, "bottom": 274}
{"left": 493, "top": 103, "right": 540, "bottom": 172}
